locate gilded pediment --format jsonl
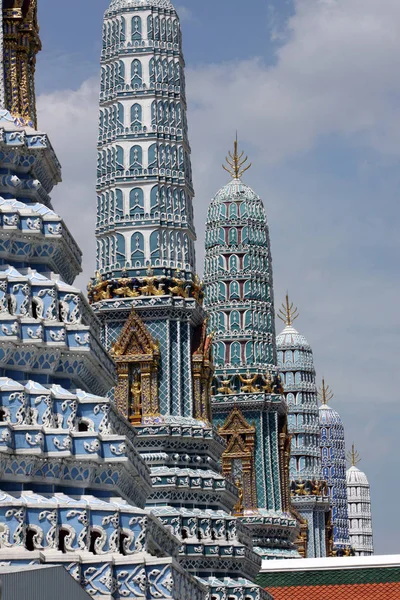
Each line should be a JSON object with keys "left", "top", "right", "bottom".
{"left": 111, "top": 309, "right": 159, "bottom": 360}
{"left": 219, "top": 407, "right": 255, "bottom": 435}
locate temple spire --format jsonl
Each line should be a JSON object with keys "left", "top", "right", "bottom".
{"left": 2, "top": 0, "right": 41, "bottom": 127}
{"left": 319, "top": 378, "right": 334, "bottom": 405}
{"left": 278, "top": 293, "right": 299, "bottom": 326}
{"left": 347, "top": 444, "right": 361, "bottom": 467}
{"left": 222, "top": 134, "right": 252, "bottom": 179}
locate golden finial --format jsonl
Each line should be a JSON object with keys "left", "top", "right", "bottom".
{"left": 318, "top": 378, "right": 334, "bottom": 405}
{"left": 347, "top": 443, "right": 361, "bottom": 467}
{"left": 222, "top": 134, "right": 252, "bottom": 180}
{"left": 278, "top": 293, "right": 299, "bottom": 326}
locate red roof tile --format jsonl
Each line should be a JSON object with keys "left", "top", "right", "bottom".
{"left": 267, "top": 582, "right": 400, "bottom": 599}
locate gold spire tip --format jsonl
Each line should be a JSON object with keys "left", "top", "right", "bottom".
{"left": 318, "top": 378, "right": 334, "bottom": 405}
{"left": 222, "top": 135, "right": 252, "bottom": 180}
{"left": 278, "top": 293, "right": 299, "bottom": 326}
{"left": 347, "top": 443, "right": 361, "bottom": 467}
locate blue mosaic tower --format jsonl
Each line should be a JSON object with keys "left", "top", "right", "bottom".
{"left": 96, "top": 0, "right": 195, "bottom": 284}
{"left": 89, "top": 1, "right": 273, "bottom": 598}
{"left": 319, "top": 380, "right": 352, "bottom": 553}
{"left": 276, "top": 296, "right": 330, "bottom": 558}
{"left": 90, "top": 0, "right": 203, "bottom": 422}
{"left": 203, "top": 143, "right": 301, "bottom": 559}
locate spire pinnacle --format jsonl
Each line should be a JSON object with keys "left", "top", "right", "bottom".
{"left": 278, "top": 293, "right": 299, "bottom": 326}
{"left": 222, "top": 134, "right": 252, "bottom": 180}
{"left": 347, "top": 443, "right": 361, "bottom": 467}
{"left": 319, "top": 378, "right": 334, "bottom": 405}
{"left": 2, "top": 0, "right": 41, "bottom": 127}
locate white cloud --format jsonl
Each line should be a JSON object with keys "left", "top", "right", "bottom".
{"left": 37, "top": 78, "right": 99, "bottom": 291}
{"left": 188, "top": 0, "right": 400, "bottom": 165}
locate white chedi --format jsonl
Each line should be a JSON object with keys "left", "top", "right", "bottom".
{"left": 346, "top": 446, "right": 374, "bottom": 556}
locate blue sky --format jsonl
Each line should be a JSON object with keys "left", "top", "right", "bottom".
{"left": 36, "top": 0, "right": 400, "bottom": 555}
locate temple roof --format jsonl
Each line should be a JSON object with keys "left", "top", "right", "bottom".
{"left": 319, "top": 403, "right": 344, "bottom": 426}
{"left": 346, "top": 465, "right": 370, "bottom": 485}
{"left": 276, "top": 324, "right": 312, "bottom": 351}
{"left": 212, "top": 179, "right": 261, "bottom": 204}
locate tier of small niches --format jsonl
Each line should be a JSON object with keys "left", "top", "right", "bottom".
{"left": 0, "top": 551, "right": 205, "bottom": 600}
{"left": 200, "top": 578, "right": 272, "bottom": 600}
{"left": 278, "top": 352, "right": 316, "bottom": 371}
{"left": 204, "top": 253, "right": 271, "bottom": 281}
{"left": 205, "top": 282, "right": 272, "bottom": 308}
{"left": 0, "top": 379, "right": 151, "bottom": 505}
{"left": 99, "top": 61, "right": 185, "bottom": 105}
{"left": 0, "top": 491, "right": 174, "bottom": 557}
{"left": 96, "top": 184, "right": 193, "bottom": 230}
{"left": 0, "top": 119, "right": 61, "bottom": 203}
{"left": 208, "top": 316, "right": 273, "bottom": 342}
{"left": 148, "top": 466, "right": 237, "bottom": 501}
{"left": 135, "top": 421, "right": 225, "bottom": 471}
{"left": 98, "top": 100, "right": 188, "bottom": 142}
{"left": 206, "top": 200, "right": 267, "bottom": 226}
{"left": 95, "top": 225, "right": 196, "bottom": 275}
{"left": 205, "top": 224, "right": 269, "bottom": 250}
{"left": 0, "top": 198, "right": 81, "bottom": 285}
{"left": 152, "top": 506, "right": 257, "bottom": 568}
{"left": 96, "top": 141, "right": 192, "bottom": 189}
{"left": 0, "top": 268, "right": 113, "bottom": 394}
{"left": 102, "top": 13, "right": 181, "bottom": 55}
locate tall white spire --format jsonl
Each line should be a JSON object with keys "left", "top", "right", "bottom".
{"left": 346, "top": 446, "right": 374, "bottom": 556}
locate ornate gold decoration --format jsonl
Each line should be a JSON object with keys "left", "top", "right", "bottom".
{"left": 294, "top": 481, "right": 309, "bottom": 496}
{"left": 192, "top": 320, "right": 214, "bottom": 423}
{"left": 3, "top": 1, "right": 41, "bottom": 127}
{"left": 192, "top": 274, "right": 203, "bottom": 302}
{"left": 293, "top": 514, "right": 308, "bottom": 559}
{"left": 319, "top": 378, "right": 334, "bottom": 405}
{"left": 239, "top": 372, "right": 259, "bottom": 394}
{"left": 347, "top": 443, "right": 361, "bottom": 467}
{"left": 233, "top": 479, "right": 244, "bottom": 516}
{"left": 130, "top": 376, "right": 142, "bottom": 425}
{"left": 222, "top": 135, "right": 252, "bottom": 179}
{"left": 325, "top": 510, "right": 335, "bottom": 557}
{"left": 140, "top": 269, "right": 164, "bottom": 296}
{"left": 278, "top": 416, "right": 292, "bottom": 513}
{"left": 218, "top": 407, "right": 257, "bottom": 511}
{"left": 278, "top": 293, "right": 299, "bottom": 326}
{"left": 89, "top": 271, "right": 204, "bottom": 304}
{"left": 111, "top": 309, "right": 160, "bottom": 423}
{"left": 217, "top": 372, "right": 233, "bottom": 395}
{"left": 261, "top": 371, "right": 273, "bottom": 393}
{"left": 311, "top": 479, "right": 327, "bottom": 496}
{"left": 169, "top": 270, "right": 189, "bottom": 298}
{"left": 114, "top": 279, "right": 140, "bottom": 298}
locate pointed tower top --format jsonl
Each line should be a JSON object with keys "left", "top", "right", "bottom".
{"left": 319, "top": 378, "right": 334, "bottom": 405}
{"left": 222, "top": 135, "right": 252, "bottom": 180}
{"left": 278, "top": 293, "right": 299, "bottom": 326}
{"left": 347, "top": 443, "right": 361, "bottom": 467}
